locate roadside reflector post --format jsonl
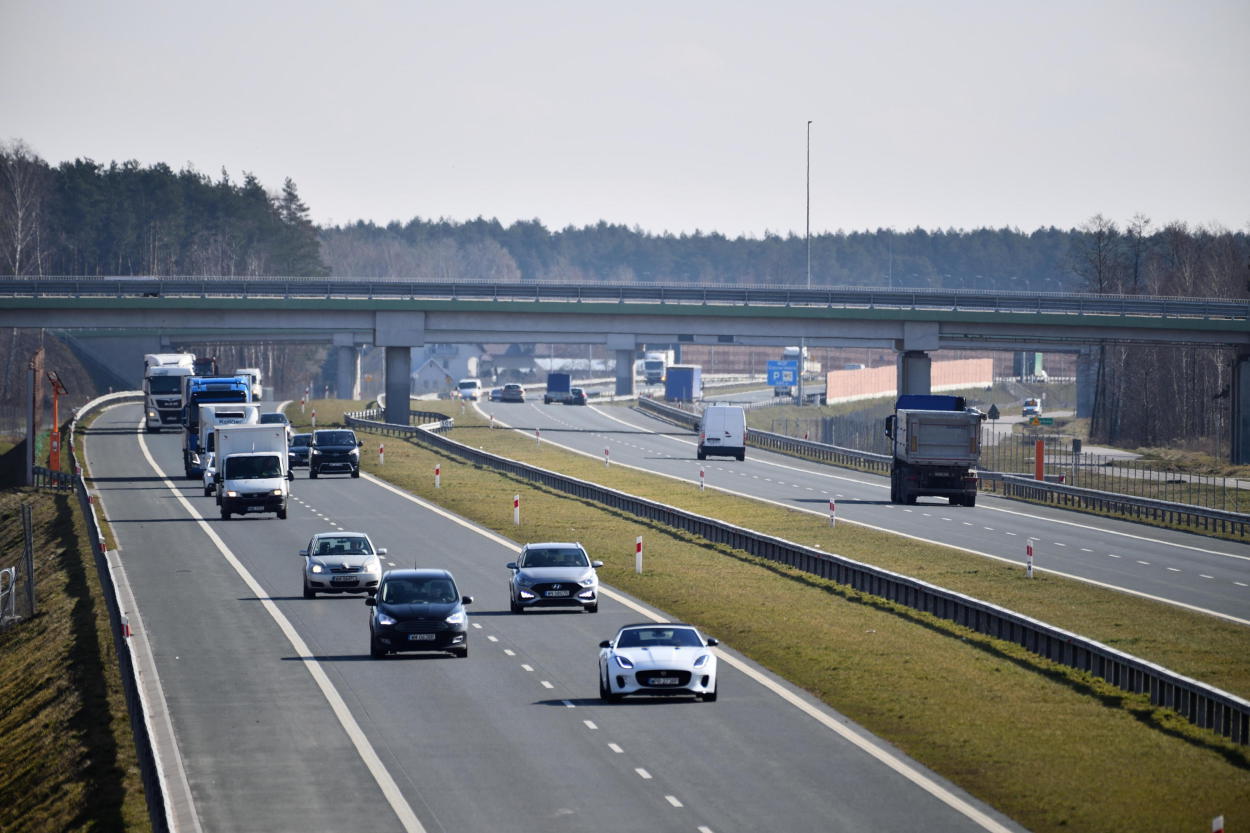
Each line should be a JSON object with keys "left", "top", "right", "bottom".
{"left": 1026, "top": 538, "right": 1036, "bottom": 578}
{"left": 378, "top": 444, "right": 384, "bottom": 465}
{"left": 828, "top": 498, "right": 836, "bottom": 527}
{"left": 535, "top": 427, "right": 541, "bottom": 448}
{"left": 489, "top": 413, "right": 495, "bottom": 429}
{"left": 434, "top": 463, "right": 441, "bottom": 489}
{"left": 311, "top": 409, "right": 317, "bottom": 429}
{"left": 635, "top": 536, "right": 643, "bottom": 573}
{"left": 513, "top": 494, "right": 520, "bottom": 525}
{"left": 1213, "top": 815, "right": 1224, "bottom": 833}
{"left": 699, "top": 466, "right": 705, "bottom": 491}
{"left": 604, "top": 447, "right": 610, "bottom": 467}
{"left": 300, "top": 397, "right": 305, "bottom": 414}
{"left": 1034, "top": 439, "right": 1044, "bottom": 481}
{"left": 121, "top": 613, "right": 132, "bottom": 638}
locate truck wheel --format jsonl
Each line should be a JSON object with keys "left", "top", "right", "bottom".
{"left": 889, "top": 472, "right": 900, "bottom": 503}
{"left": 903, "top": 491, "right": 917, "bottom": 506}
{"left": 736, "top": 450, "right": 745, "bottom": 461}
{"left": 309, "top": 468, "right": 318, "bottom": 479}
{"left": 964, "top": 493, "right": 977, "bottom": 508}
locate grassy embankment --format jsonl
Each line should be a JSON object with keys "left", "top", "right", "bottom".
{"left": 0, "top": 423, "right": 150, "bottom": 833}
{"left": 298, "top": 398, "right": 1250, "bottom": 833}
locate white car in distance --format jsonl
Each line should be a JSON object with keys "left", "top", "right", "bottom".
{"left": 598, "top": 623, "right": 719, "bottom": 702}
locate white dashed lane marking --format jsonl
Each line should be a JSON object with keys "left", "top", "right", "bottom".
{"left": 635, "top": 768, "right": 652, "bottom": 780}
{"left": 608, "top": 743, "right": 624, "bottom": 754}
{"left": 583, "top": 720, "right": 598, "bottom": 730}
{"left": 665, "top": 795, "right": 683, "bottom": 808}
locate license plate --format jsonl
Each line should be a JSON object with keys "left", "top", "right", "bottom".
{"left": 544, "top": 590, "right": 571, "bottom": 597}
{"left": 648, "top": 677, "right": 680, "bottom": 686}
{"left": 706, "top": 438, "right": 720, "bottom": 444}
{"left": 408, "top": 633, "right": 436, "bottom": 641}
{"left": 247, "top": 505, "right": 265, "bottom": 512}
{"left": 331, "top": 576, "right": 355, "bottom": 583}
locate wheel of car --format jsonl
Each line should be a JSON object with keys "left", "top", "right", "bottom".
{"left": 351, "top": 468, "right": 360, "bottom": 478}
{"left": 599, "top": 673, "right": 609, "bottom": 700}
{"left": 586, "top": 603, "right": 598, "bottom": 613}
{"left": 220, "top": 507, "right": 230, "bottom": 520}
{"left": 736, "top": 450, "right": 745, "bottom": 461}
{"left": 452, "top": 646, "right": 468, "bottom": 658}
{"left": 277, "top": 507, "right": 287, "bottom": 519}
{"left": 510, "top": 599, "right": 522, "bottom": 614}
{"left": 203, "top": 484, "right": 211, "bottom": 497}
{"left": 303, "top": 584, "right": 315, "bottom": 599}
{"left": 703, "top": 685, "right": 718, "bottom": 703}
{"left": 370, "top": 638, "right": 386, "bottom": 659}
{"left": 309, "top": 468, "right": 318, "bottom": 479}
{"left": 696, "top": 450, "right": 706, "bottom": 460}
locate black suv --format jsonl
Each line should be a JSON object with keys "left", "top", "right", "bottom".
{"left": 310, "top": 429, "right": 362, "bottom": 478}
{"left": 367, "top": 569, "right": 472, "bottom": 658}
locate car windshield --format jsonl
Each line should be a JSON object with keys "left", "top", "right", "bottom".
{"left": 381, "top": 577, "right": 458, "bottom": 604}
{"left": 314, "top": 536, "right": 373, "bottom": 556}
{"left": 291, "top": 435, "right": 311, "bottom": 447}
{"left": 617, "top": 628, "right": 702, "bottom": 649}
{"left": 147, "top": 376, "right": 183, "bottom": 394}
{"left": 521, "top": 547, "right": 589, "bottom": 568}
{"left": 315, "top": 431, "right": 355, "bottom": 445}
{"left": 224, "top": 455, "right": 282, "bottom": 479}
{"left": 260, "top": 413, "right": 288, "bottom": 424}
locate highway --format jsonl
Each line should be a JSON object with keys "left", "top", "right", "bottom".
{"left": 83, "top": 402, "right": 1023, "bottom": 833}
{"left": 477, "top": 398, "right": 1250, "bottom": 624}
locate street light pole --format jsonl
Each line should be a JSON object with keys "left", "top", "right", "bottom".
{"left": 798, "top": 120, "right": 812, "bottom": 406}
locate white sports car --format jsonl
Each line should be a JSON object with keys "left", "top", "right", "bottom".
{"left": 598, "top": 623, "right": 719, "bottom": 702}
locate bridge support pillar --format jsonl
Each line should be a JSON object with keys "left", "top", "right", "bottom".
{"left": 383, "top": 347, "right": 412, "bottom": 427}
{"left": 896, "top": 350, "right": 931, "bottom": 397}
{"left": 336, "top": 344, "right": 360, "bottom": 400}
{"left": 614, "top": 349, "right": 636, "bottom": 397}
{"left": 1232, "top": 353, "right": 1250, "bottom": 464}
{"left": 1076, "top": 348, "right": 1098, "bottom": 419}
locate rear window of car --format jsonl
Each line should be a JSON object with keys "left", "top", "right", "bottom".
{"left": 315, "top": 431, "right": 356, "bottom": 445}
{"left": 291, "top": 435, "right": 311, "bottom": 447}
{"left": 260, "top": 413, "right": 289, "bottom": 424}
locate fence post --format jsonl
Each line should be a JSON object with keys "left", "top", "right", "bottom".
{"left": 22, "top": 503, "right": 36, "bottom": 616}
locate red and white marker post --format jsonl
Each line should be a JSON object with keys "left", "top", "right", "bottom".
{"left": 434, "top": 463, "right": 441, "bottom": 488}
{"left": 828, "top": 498, "right": 836, "bottom": 527}
{"left": 311, "top": 409, "right": 317, "bottom": 429}
{"left": 1213, "top": 815, "right": 1224, "bottom": 833}
{"left": 699, "top": 466, "right": 705, "bottom": 491}
{"left": 489, "top": 413, "right": 495, "bottom": 429}
{"left": 513, "top": 494, "right": 520, "bottom": 525}
{"left": 634, "top": 536, "right": 643, "bottom": 573}
{"left": 378, "top": 444, "right": 384, "bottom": 465}
{"left": 1026, "top": 538, "right": 1036, "bottom": 578}
{"left": 300, "top": 396, "right": 306, "bottom": 415}
{"left": 604, "top": 447, "right": 611, "bottom": 467}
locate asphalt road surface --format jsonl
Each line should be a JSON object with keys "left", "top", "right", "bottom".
{"left": 84, "top": 402, "right": 1024, "bottom": 833}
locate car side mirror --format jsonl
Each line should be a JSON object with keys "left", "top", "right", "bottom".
{"left": 299, "top": 549, "right": 309, "bottom": 557}
{"left": 599, "top": 640, "right": 611, "bottom": 649}
{"left": 505, "top": 561, "right": 518, "bottom": 570}
{"left": 705, "top": 637, "right": 719, "bottom": 647}
{"left": 377, "top": 548, "right": 388, "bottom": 556}
{"left": 591, "top": 560, "right": 603, "bottom": 568}
{"left": 287, "top": 470, "right": 294, "bottom": 481}
{"left": 461, "top": 595, "right": 473, "bottom": 605}
{"left": 884, "top": 414, "right": 895, "bottom": 438}
{"left": 357, "top": 440, "right": 363, "bottom": 447}
{"left": 365, "top": 597, "right": 376, "bottom": 606}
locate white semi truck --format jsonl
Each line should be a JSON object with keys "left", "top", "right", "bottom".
{"left": 214, "top": 423, "right": 291, "bottom": 520}
{"left": 143, "top": 353, "right": 195, "bottom": 432}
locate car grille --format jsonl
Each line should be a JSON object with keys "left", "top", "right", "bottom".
{"left": 635, "top": 670, "right": 691, "bottom": 687}
{"left": 329, "top": 565, "right": 361, "bottom": 574}
{"left": 238, "top": 491, "right": 272, "bottom": 500}
{"left": 530, "top": 582, "right": 584, "bottom": 595}
{"left": 395, "top": 620, "right": 450, "bottom": 634}
{"left": 319, "top": 451, "right": 353, "bottom": 461}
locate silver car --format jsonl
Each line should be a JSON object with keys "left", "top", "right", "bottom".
{"left": 507, "top": 542, "right": 602, "bottom": 613}
{"left": 301, "top": 532, "right": 385, "bottom": 598}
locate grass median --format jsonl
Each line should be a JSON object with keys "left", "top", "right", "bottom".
{"left": 298, "top": 398, "right": 1249, "bottom": 833}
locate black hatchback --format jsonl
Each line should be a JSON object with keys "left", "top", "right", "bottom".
{"left": 367, "top": 569, "right": 472, "bottom": 658}
{"left": 310, "top": 429, "right": 361, "bottom": 478}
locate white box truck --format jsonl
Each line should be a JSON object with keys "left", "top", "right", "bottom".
{"left": 215, "top": 423, "right": 291, "bottom": 520}
{"left": 199, "top": 404, "right": 260, "bottom": 496}
{"left": 235, "top": 367, "right": 263, "bottom": 401}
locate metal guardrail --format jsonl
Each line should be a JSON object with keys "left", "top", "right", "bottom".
{"left": 3, "top": 276, "right": 1247, "bottom": 321}
{"left": 638, "top": 397, "right": 1250, "bottom": 537}
{"left": 69, "top": 391, "right": 171, "bottom": 832}
{"left": 32, "top": 465, "right": 75, "bottom": 491}
{"left": 343, "top": 407, "right": 1250, "bottom": 745}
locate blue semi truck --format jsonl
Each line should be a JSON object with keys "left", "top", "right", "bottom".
{"left": 664, "top": 365, "right": 702, "bottom": 402}
{"left": 182, "top": 376, "right": 253, "bottom": 478}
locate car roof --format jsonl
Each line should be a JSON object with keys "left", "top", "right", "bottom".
{"left": 617, "top": 622, "right": 698, "bottom": 632}
{"left": 311, "top": 531, "right": 370, "bottom": 540}
{"left": 523, "top": 541, "right": 584, "bottom": 549}
{"left": 382, "top": 568, "right": 454, "bottom": 580}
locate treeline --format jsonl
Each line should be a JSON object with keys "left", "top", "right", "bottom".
{"left": 0, "top": 140, "right": 325, "bottom": 277}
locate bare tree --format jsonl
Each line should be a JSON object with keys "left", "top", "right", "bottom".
{"left": 0, "top": 140, "right": 51, "bottom": 276}
{"left": 1072, "top": 213, "right": 1123, "bottom": 294}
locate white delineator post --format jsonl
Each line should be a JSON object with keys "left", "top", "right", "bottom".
{"left": 1026, "top": 538, "right": 1036, "bottom": 578}
{"left": 434, "top": 463, "right": 441, "bottom": 489}
{"left": 311, "top": 409, "right": 317, "bottom": 429}
{"left": 489, "top": 413, "right": 495, "bottom": 428}
{"left": 634, "top": 536, "right": 643, "bottom": 573}
{"left": 378, "top": 444, "right": 384, "bottom": 465}
{"left": 513, "top": 494, "right": 520, "bottom": 525}
{"left": 604, "top": 447, "right": 610, "bottom": 467}
{"left": 699, "top": 466, "right": 705, "bottom": 491}
{"left": 300, "top": 396, "right": 305, "bottom": 415}
{"left": 1213, "top": 815, "right": 1224, "bottom": 833}
{"left": 535, "top": 427, "right": 541, "bottom": 448}
{"left": 828, "top": 498, "right": 836, "bottom": 527}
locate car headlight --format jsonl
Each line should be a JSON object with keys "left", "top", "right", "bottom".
{"left": 349, "top": 448, "right": 360, "bottom": 458}
{"left": 613, "top": 654, "right": 634, "bottom": 669}
{"left": 515, "top": 573, "right": 535, "bottom": 587}
{"left": 444, "top": 610, "right": 466, "bottom": 625}
{"left": 693, "top": 654, "right": 711, "bottom": 668}
{"left": 375, "top": 612, "right": 396, "bottom": 626}
{"left": 578, "top": 575, "right": 597, "bottom": 588}
{"left": 363, "top": 557, "right": 380, "bottom": 574}
{"left": 270, "top": 488, "right": 283, "bottom": 496}
{"left": 311, "top": 448, "right": 321, "bottom": 456}
{"left": 225, "top": 490, "right": 239, "bottom": 498}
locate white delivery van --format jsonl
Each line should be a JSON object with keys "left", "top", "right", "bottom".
{"left": 457, "top": 378, "right": 483, "bottom": 401}
{"left": 215, "top": 423, "right": 291, "bottom": 520}
{"left": 697, "top": 404, "right": 747, "bottom": 461}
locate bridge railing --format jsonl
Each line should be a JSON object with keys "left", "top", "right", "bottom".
{"left": 636, "top": 397, "right": 1250, "bottom": 538}
{"left": 343, "top": 406, "right": 1250, "bottom": 745}
{"left": 3, "top": 276, "right": 1247, "bottom": 320}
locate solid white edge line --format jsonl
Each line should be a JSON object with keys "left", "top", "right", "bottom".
{"left": 361, "top": 453, "right": 1016, "bottom": 833}
{"left": 83, "top": 413, "right": 203, "bottom": 833}
{"left": 134, "top": 421, "right": 427, "bottom": 833}
{"left": 476, "top": 402, "right": 1250, "bottom": 627}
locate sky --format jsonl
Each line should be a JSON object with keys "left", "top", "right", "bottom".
{"left": 3, "top": 0, "right": 1247, "bottom": 237}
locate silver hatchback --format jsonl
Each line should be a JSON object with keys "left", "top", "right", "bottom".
{"left": 507, "top": 542, "right": 602, "bottom": 613}
{"left": 301, "top": 532, "right": 385, "bottom": 598}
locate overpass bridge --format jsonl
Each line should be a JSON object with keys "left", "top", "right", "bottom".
{"left": 3, "top": 276, "right": 1248, "bottom": 457}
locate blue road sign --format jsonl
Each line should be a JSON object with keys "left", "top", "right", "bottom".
{"left": 767, "top": 360, "right": 798, "bottom": 386}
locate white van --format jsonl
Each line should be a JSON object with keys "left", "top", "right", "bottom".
{"left": 457, "top": 378, "right": 483, "bottom": 401}
{"left": 697, "top": 404, "right": 747, "bottom": 461}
